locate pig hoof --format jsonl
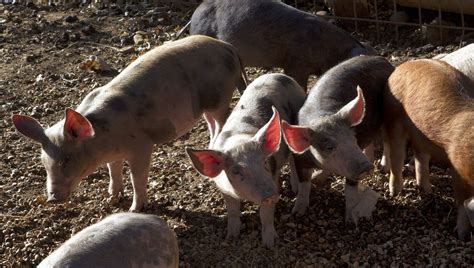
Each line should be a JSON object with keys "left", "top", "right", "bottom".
{"left": 262, "top": 230, "right": 277, "bottom": 248}
{"left": 107, "top": 195, "right": 120, "bottom": 206}
{"left": 389, "top": 180, "right": 403, "bottom": 197}
{"left": 226, "top": 230, "right": 240, "bottom": 240}
{"left": 129, "top": 202, "right": 146, "bottom": 212}
{"left": 419, "top": 184, "right": 433, "bottom": 194}
{"left": 456, "top": 224, "right": 472, "bottom": 242}
{"left": 280, "top": 213, "right": 292, "bottom": 221}
{"left": 291, "top": 204, "right": 307, "bottom": 217}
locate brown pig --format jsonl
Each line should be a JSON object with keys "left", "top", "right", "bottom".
{"left": 383, "top": 59, "right": 474, "bottom": 240}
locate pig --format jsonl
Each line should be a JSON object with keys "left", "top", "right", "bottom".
{"left": 11, "top": 35, "right": 246, "bottom": 211}
{"left": 38, "top": 212, "right": 179, "bottom": 268}
{"left": 380, "top": 45, "right": 474, "bottom": 177}
{"left": 383, "top": 59, "right": 474, "bottom": 240}
{"left": 186, "top": 73, "right": 306, "bottom": 247}
{"left": 189, "top": 0, "right": 375, "bottom": 90}
{"left": 434, "top": 44, "right": 474, "bottom": 80}
{"left": 281, "top": 55, "right": 394, "bottom": 223}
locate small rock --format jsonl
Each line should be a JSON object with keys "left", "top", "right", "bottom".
{"left": 64, "top": 15, "right": 78, "bottom": 23}
{"left": 133, "top": 33, "right": 144, "bottom": 45}
{"left": 80, "top": 25, "right": 96, "bottom": 36}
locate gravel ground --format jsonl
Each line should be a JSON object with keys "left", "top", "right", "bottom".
{"left": 1, "top": 3, "right": 473, "bottom": 267}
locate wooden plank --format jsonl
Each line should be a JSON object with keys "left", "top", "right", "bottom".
{"left": 396, "top": 0, "right": 474, "bottom": 16}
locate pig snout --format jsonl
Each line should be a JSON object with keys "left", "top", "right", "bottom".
{"left": 347, "top": 159, "right": 374, "bottom": 180}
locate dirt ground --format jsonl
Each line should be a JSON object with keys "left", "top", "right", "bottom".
{"left": 1, "top": 2, "right": 473, "bottom": 267}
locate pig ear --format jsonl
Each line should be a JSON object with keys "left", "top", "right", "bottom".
{"left": 337, "top": 86, "right": 366, "bottom": 127}
{"left": 11, "top": 114, "right": 48, "bottom": 144}
{"left": 281, "top": 121, "right": 311, "bottom": 154}
{"left": 253, "top": 106, "right": 281, "bottom": 155}
{"left": 64, "top": 108, "right": 95, "bottom": 141}
{"left": 185, "top": 147, "right": 225, "bottom": 178}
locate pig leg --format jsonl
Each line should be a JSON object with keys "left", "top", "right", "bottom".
{"left": 223, "top": 194, "right": 241, "bottom": 239}
{"left": 289, "top": 154, "right": 299, "bottom": 193}
{"left": 292, "top": 165, "right": 312, "bottom": 216}
{"left": 260, "top": 203, "right": 277, "bottom": 247}
{"left": 413, "top": 148, "right": 432, "bottom": 194}
{"left": 386, "top": 124, "right": 407, "bottom": 196}
{"left": 452, "top": 173, "right": 473, "bottom": 241}
{"left": 285, "top": 67, "right": 310, "bottom": 92}
{"left": 311, "top": 169, "right": 331, "bottom": 185}
{"left": 380, "top": 129, "right": 391, "bottom": 173}
{"left": 203, "top": 113, "right": 218, "bottom": 146}
{"left": 127, "top": 144, "right": 153, "bottom": 212}
{"left": 363, "top": 142, "right": 375, "bottom": 162}
{"left": 107, "top": 161, "right": 124, "bottom": 202}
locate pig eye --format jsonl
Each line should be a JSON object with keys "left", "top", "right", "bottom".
{"left": 264, "top": 159, "right": 271, "bottom": 171}
{"left": 231, "top": 167, "right": 242, "bottom": 176}
{"left": 59, "top": 155, "right": 71, "bottom": 167}
{"left": 320, "top": 139, "right": 335, "bottom": 152}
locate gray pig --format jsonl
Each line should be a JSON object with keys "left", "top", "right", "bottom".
{"left": 38, "top": 212, "right": 179, "bottom": 268}
{"left": 186, "top": 73, "right": 305, "bottom": 247}
{"left": 11, "top": 35, "right": 246, "bottom": 211}
{"left": 189, "top": 0, "right": 375, "bottom": 90}
{"left": 282, "top": 56, "right": 394, "bottom": 223}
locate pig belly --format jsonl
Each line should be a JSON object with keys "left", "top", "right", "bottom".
{"left": 142, "top": 93, "right": 200, "bottom": 144}
{"left": 407, "top": 121, "right": 450, "bottom": 167}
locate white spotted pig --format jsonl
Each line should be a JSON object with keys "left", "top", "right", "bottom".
{"left": 189, "top": 0, "right": 375, "bottom": 90}
{"left": 186, "top": 73, "right": 305, "bottom": 247}
{"left": 383, "top": 59, "right": 474, "bottom": 240}
{"left": 281, "top": 55, "right": 394, "bottom": 223}
{"left": 38, "top": 212, "right": 179, "bottom": 268}
{"left": 11, "top": 35, "right": 246, "bottom": 211}
{"left": 434, "top": 44, "right": 474, "bottom": 80}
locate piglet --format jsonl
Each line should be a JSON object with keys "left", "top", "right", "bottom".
{"left": 38, "top": 212, "right": 179, "bottom": 268}
{"left": 186, "top": 73, "right": 306, "bottom": 247}
{"left": 383, "top": 59, "right": 474, "bottom": 240}
{"left": 282, "top": 55, "right": 394, "bottom": 223}
{"left": 189, "top": 0, "right": 375, "bottom": 90}
{"left": 12, "top": 35, "right": 246, "bottom": 211}
{"left": 434, "top": 44, "right": 474, "bottom": 80}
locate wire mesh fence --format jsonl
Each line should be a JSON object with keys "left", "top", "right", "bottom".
{"left": 2, "top": 0, "right": 474, "bottom": 44}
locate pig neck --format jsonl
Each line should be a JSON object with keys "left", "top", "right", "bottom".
{"left": 445, "top": 110, "right": 474, "bottom": 150}
{"left": 212, "top": 132, "right": 255, "bottom": 152}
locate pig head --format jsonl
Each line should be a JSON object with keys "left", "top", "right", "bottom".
{"left": 12, "top": 109, "right": 98, "bottom": 203}
{"left": 186, "top": 107, "right": 282, "bottom": 205}
{"left": 282, "top": 87, "right": 373, "bottom": 180}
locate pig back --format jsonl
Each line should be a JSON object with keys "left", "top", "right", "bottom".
{"left": 191, "top": 0, "right": 367, "bottom": 71}
{"left": 77, "top": 36, "right": 242, "bottom": 144}
{"left": 439, "top": 44, "right": 474, "bottom": 81}
{"left": 224, "top": 73, "right": 306, "bottom": 134}
{"left": 301, "top": 55, "right": 394, "bottom": 147}
{"left": 38, "top": 213, "right": 179, "bottom": 268}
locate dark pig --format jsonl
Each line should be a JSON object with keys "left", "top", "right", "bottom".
{"left": 189, "top": 0, "right": 375, "bottom": 90}
{"left": 12, "top": 35, "right": 246, "bottom": 211}
{"left": 383, "top": 59, "right": 474, "bottom": 240}
{"left": 281, "top": 56, "right": 394, "bottom": 222}
{"left": 186, "top": 73, "right": 305, "bottom": 247}
{"left": 38, "top": 213, "right": 179, "bottom": 268}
